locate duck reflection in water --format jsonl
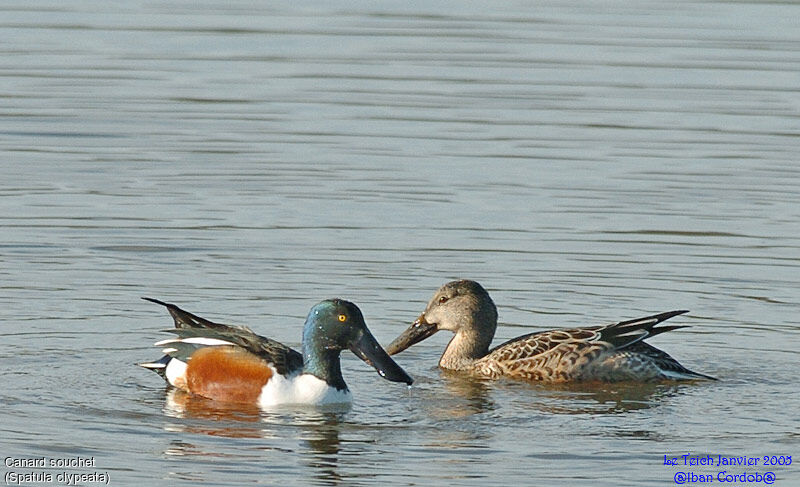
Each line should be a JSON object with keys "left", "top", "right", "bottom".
{"left": 416, "top": 371, "right": 684, "bottom": 421}
{"left": 439, "top": 370, "right": 496, "bottom": 417}
{"left": 507, "top": 380, "right": 689, "bottom": 415}
{"left": 161, "top": 389, "right": 345, "bottom": 484}
{"left": 163, "top": 389, "right": 265, "bottom": 438}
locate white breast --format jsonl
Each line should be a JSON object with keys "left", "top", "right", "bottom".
{"left": 164, "top": 358, "right": 188, "bottom": 387}
{"left": 258, "top": 373, "right": 352, "bottom": 407}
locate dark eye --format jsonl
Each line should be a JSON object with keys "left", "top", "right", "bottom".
{"left": 438, "top": 296, "right": 449, "bottom": 304}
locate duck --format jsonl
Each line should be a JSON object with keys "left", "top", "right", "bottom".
{"left": 139, "top": 297, "right": 413, "bottom": 406}
{"left": 385, "top": 280, "right": 715, "bottom": 382}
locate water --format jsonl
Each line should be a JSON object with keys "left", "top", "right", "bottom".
{"left": 1, "top": 0, "right": 799, "bottom": 485}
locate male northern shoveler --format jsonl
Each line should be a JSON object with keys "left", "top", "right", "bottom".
{"left": 386, "top": 280, "right": 715, "bottom": 382}
{"left": 139, "top": 298, "right": 413, "bottom": 406}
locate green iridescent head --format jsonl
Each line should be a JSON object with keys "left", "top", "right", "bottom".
{"left": 302, "top": 299, "right": 413, "bottom": 389}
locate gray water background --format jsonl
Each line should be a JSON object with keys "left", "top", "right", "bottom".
{"left": 1, "top": 1, "right": 799, "bottom": 485}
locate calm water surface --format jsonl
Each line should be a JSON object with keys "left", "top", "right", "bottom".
{"left": 1, "top": 1, "right": 799, "bottom": 485}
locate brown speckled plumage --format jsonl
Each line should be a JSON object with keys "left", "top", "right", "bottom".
{"left": 386, "top": 280, "right": 715, "bottom": 382}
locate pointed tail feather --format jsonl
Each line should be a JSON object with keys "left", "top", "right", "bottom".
{"left": 612, "top": 312, "right": 716, "bottom": 381}
{"left": 601, "top": 310, "right": 690, "bottom": 349}
{"left": 137, "top": 355, "right": 171, "bottom": 378}
{"left": 142, "top": 297, "right": 226, "bottom": 330}
{"left": 614, "top": 310, "right": 689, "bottom": 331}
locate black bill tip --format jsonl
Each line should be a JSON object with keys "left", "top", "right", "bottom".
{"left": 385, "top": 313, "right": 438, "bottom": 356}
{"left": 351, "top": 329, "right": 414, "bottom": 385}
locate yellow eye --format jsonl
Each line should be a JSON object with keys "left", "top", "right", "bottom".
{"left": 338, "top": 314, "right": 347, "bottom": 322}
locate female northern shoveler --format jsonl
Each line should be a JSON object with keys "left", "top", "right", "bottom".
{"left": 139, "top": 298, "right": 413, "bottom": 406}
{"left": 385, "top": 280, "right": 715, "bottom": 382}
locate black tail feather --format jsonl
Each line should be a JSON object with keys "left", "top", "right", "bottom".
{"left": 137, "top": 354, "right": 170, "bottom": 378}
{"left": 142, "top": 297, "right": 227, "bottom": 330}
{"left": 602, "top": 310, "right": 690, "bottom": 349}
